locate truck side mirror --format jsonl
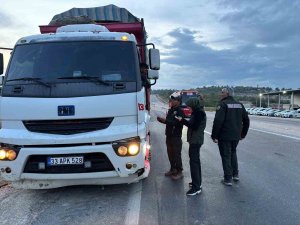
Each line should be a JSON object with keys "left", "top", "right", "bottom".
{"left": 149, "top": 49, "right": 160, "bottom": 70}
{"left": 147, "top": 70, "right": 159, "bottom": 80}
{"left": 0, "top": 53, "right": 3, "bottom": 75}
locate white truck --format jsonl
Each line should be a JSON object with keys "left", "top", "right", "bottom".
{"left": 0, "top": 5, "right": 160, "bottom": 189}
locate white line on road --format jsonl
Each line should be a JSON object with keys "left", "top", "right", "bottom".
{"left": 249, "top": 128, "right": 300, "bottom": 141}
{"left": 204, "top": 130, "right": 212, "bottom": 135}
{"left": 205, "top": 129, "right": 300, "bottom": 141}
{"left": 124, "top": 182, "right": 142, "bottom": 225}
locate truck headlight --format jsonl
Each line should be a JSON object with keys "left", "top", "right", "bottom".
{"left": 117, "top": 146, "right": 128, "bottom": 156}
{"left": 6, "top": 150, "right": 17, "bottom": 161}
{"left": 128, "top": 144, "right": 139, "bottom": 156}
{"left": 112, "top": 137, "right": 140, "bottom": 157}
{"left": 0, "top": 150, "right": 6, "bottom": 160}
{"left": 0, "top": 146, "right": 19, "bottom": 161}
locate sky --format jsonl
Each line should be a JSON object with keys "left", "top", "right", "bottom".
{"left": 0, "top": 0, "right": 299, "bottom": 90}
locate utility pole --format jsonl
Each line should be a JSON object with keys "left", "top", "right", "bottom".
{"left": 291, "top": 92, "right": 294, "bottom": 109}
{"left": 256, "top": 84, "right": 259, "bottom": 107}
{"left": 259, "top": 93, "right": 262, "bottom": 107}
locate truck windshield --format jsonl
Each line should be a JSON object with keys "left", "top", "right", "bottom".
{"left": 6, "top": 41, "right": 138, "bottom": 83}
{"left": 181, "top": 92, "right": 198, "bottom": 105}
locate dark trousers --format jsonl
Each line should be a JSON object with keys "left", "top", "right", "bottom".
{"left": 166, "top": 136, "right": 183, "bottom": 171}
{"left": 218, "top": 140, "right": 239, "bottom": 181}
{"left": 189, "top": 144, "right": 202, "bottom": 190}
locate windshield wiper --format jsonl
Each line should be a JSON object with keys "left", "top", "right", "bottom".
{"left": 6, "top": 77, "right": 51, "bottom": 88}
{"left": 57, "top": 76, "right": 111, "bottom": 86}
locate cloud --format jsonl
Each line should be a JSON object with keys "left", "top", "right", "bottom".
{"left": 151, "top": 0, "right": 300, "bottom": 89}
{"left": 0, "top": 12, "right": 13, "bottom": 28}
{"left": 155, "top": 26, "right": 300, "bottom": 89}
{"left": 218, "top": 0, "right": 300, "bottom": 45}
{"left": 156, "top": 62, "right": 213, "bottom": 89}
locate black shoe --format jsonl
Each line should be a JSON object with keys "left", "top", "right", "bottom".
{"left": 188, "top": 182, "right": 202, "bottom": 189}
{"left": 186, "top": 188, "right": 201, "bottom": 196}
{"left": 221, "top": 179, "right": 232, "bottom": 186}
{"left": 233, "top": 175, "right": 239, "bottom": 182}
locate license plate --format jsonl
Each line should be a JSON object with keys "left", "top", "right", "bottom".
{"left": 47, "top": 156, "right": 84, "bottom": 166}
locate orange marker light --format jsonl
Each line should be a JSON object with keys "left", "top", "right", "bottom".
{"left": 121, "top": 36, "right": 128, "bottom": 41}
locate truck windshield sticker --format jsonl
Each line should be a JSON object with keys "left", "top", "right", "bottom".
{"left": 102, "top": 73, "right": 122, "bottom": 81}
{"left": 73, "top": 71, "right": 82, "bottom": 77}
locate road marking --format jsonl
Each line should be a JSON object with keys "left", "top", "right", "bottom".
{"left": 205, "top": 129, "right": 300, "bottom": 141}
{"left": 250, "top": 128, "right": 300, "bottom": 141}
{"left": 204, "top": 130, "right": 212, "bottom": 135}
{"left": 124, "top": 182, "right": 142, "bottom": 225}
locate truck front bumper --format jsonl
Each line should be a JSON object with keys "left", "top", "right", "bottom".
{"left": 0, "top": 142, "right": 150, "bottom": 189}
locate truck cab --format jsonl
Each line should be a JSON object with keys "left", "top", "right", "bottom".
{"left": 0, "top": 22, "right": 160, "bottom": 189}
{"left": 180, "top": 90, "right": 199, "bottom": 117}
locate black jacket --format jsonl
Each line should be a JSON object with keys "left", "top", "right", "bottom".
{"left": 211, "top": 96, "right": 250, "bottom": 141}
{"left": 163, "top": 106, "right": 184, "bottom": 137}
{"left": 182, "top": 109, "right": 206, "bottom": 144}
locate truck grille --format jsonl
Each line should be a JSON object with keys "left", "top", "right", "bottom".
{"left": 23, "top": 153, "right": 115, "bottom": 174}
{"left": 23, "top": 118, "right": 114, "bottom": 135}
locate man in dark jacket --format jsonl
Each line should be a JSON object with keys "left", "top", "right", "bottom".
{"left": 140, "top": 63, "right": 151, "bottom": 88}
{"left": 157, "top": 92, "right": 184, "bottom": 180}
{"left": 177, "top": 97, "right": 206, "bottom": 196}
{"left": 211, "top": 87, "right": 250, "bottom": 186}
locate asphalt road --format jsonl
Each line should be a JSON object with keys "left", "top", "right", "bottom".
{"left": 0, "top": 95, "right": 300, "bottom": 225}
